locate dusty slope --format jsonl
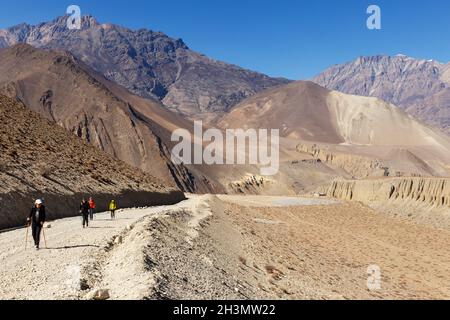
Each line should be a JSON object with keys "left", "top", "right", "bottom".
{"left": 0, "top": 95, "right": 185, "bottom": 229}
{"left": 313, "top": 55, "right": 450, "bottom": 134}
{"left": 220, "top": 81, "right": 450, "bottom": 148}
{"left": 3, "top": 194, "right": 450, "bottom": 300}
{"left": 0, "top": 44, "right": 204, "bottom": 192}
{"left": 0, "top": 15, "right": 290, "bottom": 119}
{"left": 219, "top": 81, "right": 341, "bottom": 143}
{"left": 219, "top": 81, "right": 450, "bottom": 179}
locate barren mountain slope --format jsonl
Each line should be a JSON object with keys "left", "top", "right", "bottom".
{"left": 0, "top": 94, "right": 185, "bottom": 229}
{"left": 0, "top": 44, "right": 203, "bottom": 192}
{"left": 219, "top": 81, "right": 450, "bottom": 178}
{"left": 0, "top": 16, "right": 290, "bottom": 119}
{"left": 313, "top": 55, "right": 450, "bottom": 134}
{"left": 220, "top": 81, "right": 450, "bottom": 147}
{"left": 403, "top": 87, "right": 450, "bottom": 134}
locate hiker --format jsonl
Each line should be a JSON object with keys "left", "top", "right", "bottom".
{"left": 27, "top": 199, "right": 46, "bottom": 250}
{"left": 88, "top": 197, "right": 96, "bottom": 221}
{"left": 80, "top": 199, "right": 90, "bottom": 228}
{"left": 109, "top": 200, "right": 117, "bottom": 219}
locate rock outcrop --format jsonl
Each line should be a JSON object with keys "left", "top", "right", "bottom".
{"left": 296, "top": 143, "right": 384, "bottom": 179}
{"left": 324, "top": 178, "right": 450, "bottom": 209}
{"left": 229, "top": 175, "right": 274, "bottom": 194}
{"left": 296, "top": 143, "right": 444, "bottom": 179}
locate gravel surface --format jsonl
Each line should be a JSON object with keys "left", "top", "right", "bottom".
{"left": 2, "top": 194, "right": 450, "bottom": 300}
{"left": 0, "top": 198, "right": 195, "bottom": 300}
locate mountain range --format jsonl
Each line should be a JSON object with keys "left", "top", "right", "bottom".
{"left": 0, "top": 15, "right": 449, "bottom": 198}
{"left": 2, "top": 16, "right": 449, "bottom": 136}
{"left": 313, "top": 55, "right": 450, "bottom": 134}
{"left": 0, "top": 16, "right": 289, "bottom": 120}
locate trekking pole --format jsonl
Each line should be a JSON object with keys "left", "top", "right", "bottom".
{"left": 41, "top": 224, "right": 48, "bottom": 249}
{"left": 24, "top": 224, "right": 29, "bottom": 250}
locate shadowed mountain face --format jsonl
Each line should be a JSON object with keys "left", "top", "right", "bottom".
{"left": 0, "top": 44, "right": 204, "bottom": 192}
{"left": 313, "top": 55, "right": 450, "bottom": 134}
{"left": 0, "top": 15, "right": 290, "bottom": 120}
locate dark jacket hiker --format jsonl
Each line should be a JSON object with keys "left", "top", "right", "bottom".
{"left": 80, "top": 199, "right": 90, "bottom": 228}
{"left": 27, "top": 199, "right": 46, "bottom": 250}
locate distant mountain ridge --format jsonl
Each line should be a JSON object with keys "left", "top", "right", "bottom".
{"left": 0, "top": 15, "right": 290, "bottom": 119}
{"left": 313, "top": 55, "right": 450, "bottom": 134}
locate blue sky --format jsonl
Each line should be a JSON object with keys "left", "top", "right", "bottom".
{"left": 0, "top": 0, "right": 449, "bottom": 79}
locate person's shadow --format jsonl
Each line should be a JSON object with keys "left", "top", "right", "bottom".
{"left": 44, "top": 244, "right": 100, "bottom": 250}
{"left": 88, "top": 226, "right": 115, "bottom": 229}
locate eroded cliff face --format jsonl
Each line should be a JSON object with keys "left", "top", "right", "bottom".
{"left": 297, "top": 144, "right": 385, "bottom": 179}
{"left": 296, "top": 143, "right": 448, "bottom": 179}
{"left": 228, "top": 174, "right": 274, "bottom": 195}
{"left": 324, "top": 178, "right": 450, "bottom": 209}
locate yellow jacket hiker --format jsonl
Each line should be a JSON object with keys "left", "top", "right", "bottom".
{"left": 109, "top": 200, "right": 117, "bottom": 219}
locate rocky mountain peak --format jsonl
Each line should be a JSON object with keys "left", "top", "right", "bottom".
{"left": 313, "top": 55, "right": 450, "bottom": 134}
{"left": 0, "top": 16, "right": 288, "bottom": 118}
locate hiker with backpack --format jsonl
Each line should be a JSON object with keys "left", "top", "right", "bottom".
{"left": 88, "top": 197, "right": 96, "bottom": 221}
{"left": 109, "top": 200, "right": 117, "bottom": 219}
{"left": 80, "top": 199, "right": 90, "bottom": 228}
{"left": 27, "top": 199, "right": 46, "bottom": 250}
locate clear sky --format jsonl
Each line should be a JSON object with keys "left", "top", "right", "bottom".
{"left": 0, "top": 0, "right": 449, "bottom": 79}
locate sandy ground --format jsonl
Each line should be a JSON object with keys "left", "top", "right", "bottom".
{"left": 213, "top": 196, "right": 450, "bottom": 299}
{"left": 1, "top": 194, "right": 450, "bottom": 300}
{"left": 216, "top": 195, "right": 338, "bottom": 207}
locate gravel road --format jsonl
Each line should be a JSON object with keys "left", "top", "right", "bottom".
{"left": 0, "top": 198, "right": 196, "bottom": 300}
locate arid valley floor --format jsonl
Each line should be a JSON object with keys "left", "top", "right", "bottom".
{"left": 2, "top": 194, "right": 450, "bottom": 300}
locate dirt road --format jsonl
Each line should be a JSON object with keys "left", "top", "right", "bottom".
{"left": 0, "top": 197, "right": 200, "bottom": 300}
{"left": 1, "top": 194, "right": 450, "bottom": 300}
